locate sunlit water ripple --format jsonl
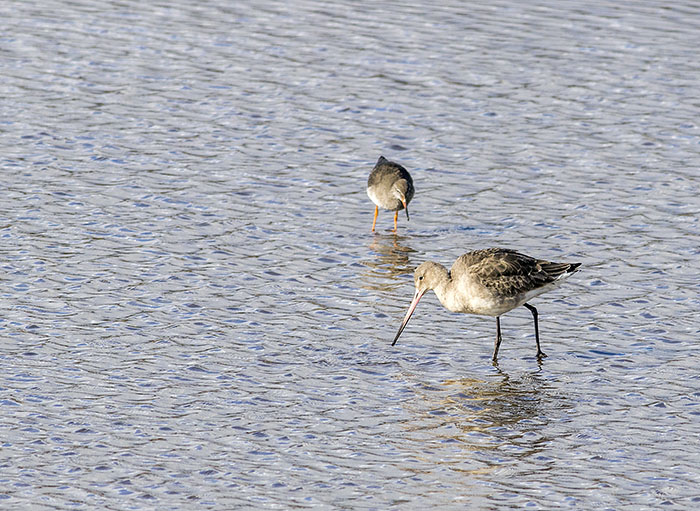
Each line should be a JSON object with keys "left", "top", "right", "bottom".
{"left": 1, "top": 0, "right": 699, "bottom": 509}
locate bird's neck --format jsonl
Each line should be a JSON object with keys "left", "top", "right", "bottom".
{"left": 431, "top": 265, "right": 453, "bottom": 309}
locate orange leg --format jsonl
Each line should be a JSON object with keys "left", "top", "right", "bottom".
{"left": 393, "top": 210, "right": 398, "bottom": 231}
{"left": 371, "top": 206, "right": 379, "bottom": 232}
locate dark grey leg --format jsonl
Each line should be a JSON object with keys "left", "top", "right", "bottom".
{"left": 492, "top": 316, "right": 502, "bottom": 362}
{"left": 523, "top": 303, "right": 547, "bottom": 358}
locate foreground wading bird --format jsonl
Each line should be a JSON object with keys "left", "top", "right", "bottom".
{"left": 391, "top": 248, "right": 581, "bottom": 361}
{"left": 367, "top": 156, "right": 415, "bottom": 232}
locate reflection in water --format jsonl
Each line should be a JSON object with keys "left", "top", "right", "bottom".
{"left": 442, "top": 370, "right": 554, "bottom": 432}
{"left": 360, "top": 233, "right": 416, "bottom": 292}
{"left": 398, "top": 369, "right": 571, "bottom": 476}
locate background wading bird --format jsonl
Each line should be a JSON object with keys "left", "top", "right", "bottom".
{"left": 367, "top": 156, "right": 414, "bottom": 232}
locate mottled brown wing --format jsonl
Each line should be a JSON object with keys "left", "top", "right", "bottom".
{"left": 451, "top": 248, "right": 574, "bottom": 297}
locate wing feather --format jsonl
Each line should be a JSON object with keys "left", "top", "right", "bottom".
{"left": 451, "top": 248, "right": 579, "bottom": 298}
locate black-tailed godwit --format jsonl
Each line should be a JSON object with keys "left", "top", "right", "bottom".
{"left": 391, "top": 248, "right": 581, "bottom": 361}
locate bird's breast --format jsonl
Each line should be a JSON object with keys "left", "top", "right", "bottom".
{"left": 367, "top": 186, "right": 403, "bottom": 211}
{"left": 436, "top": 279, "right": 520, "bottom": 317}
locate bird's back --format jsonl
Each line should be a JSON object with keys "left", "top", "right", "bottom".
{"left": 451, "top": 248, "right": 580, "bottom": 304}
{"left": 368, "top": 156, "right": 413, "bottom": 186}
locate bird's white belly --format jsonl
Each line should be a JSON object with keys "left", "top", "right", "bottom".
{"left": 367, "top": 187, "right": 400, "bottom": 211}
{"left": 454, "top": 293, "right": 516, "bottom": 317}
{"left": 439, "top": 281, "right": 561, "bottom": 317}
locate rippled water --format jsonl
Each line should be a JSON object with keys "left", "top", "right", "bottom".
{"left": 2, "top": 0, "right": 699, "bottom": 509}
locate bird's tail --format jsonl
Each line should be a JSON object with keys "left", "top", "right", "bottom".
{"left": 541, "top": 261, "right": 581, "bottom": 280}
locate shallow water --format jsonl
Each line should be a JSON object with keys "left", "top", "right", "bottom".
{"left": 1, "top": 0, "right": 699, "bottom": 509}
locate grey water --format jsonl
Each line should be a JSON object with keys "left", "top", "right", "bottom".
{"left": 1, "top": 0, "right": 699, "bottom": 509}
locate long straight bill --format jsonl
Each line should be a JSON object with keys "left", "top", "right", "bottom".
{"left": 403, "top": 200, "right": 410, "bottom": 221}
{"left": 391, "top": 288, "right": 425, "bottom": 346}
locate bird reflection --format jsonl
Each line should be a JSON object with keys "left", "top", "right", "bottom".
{"left": 397, "top": 369, "right": 571, "bottom": 475}
{"left": 361, "top": 233, "right": 415, "bottom": 292}
{"left": 440, "top": 370, "right": 554, "bottom": 431}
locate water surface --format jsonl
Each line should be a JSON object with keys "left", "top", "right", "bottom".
{"left": 1, "top": 0, "right": 699, "bottom": 509}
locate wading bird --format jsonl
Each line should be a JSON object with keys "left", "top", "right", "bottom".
{"left": 367, "top": 156, "right": 414, "bottom": 232}
{"left": 391, "top": 248, "right": 581, "bottom": 361}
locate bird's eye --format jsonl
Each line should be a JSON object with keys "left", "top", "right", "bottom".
{"left": 418, "top": 276, "right": 424, "bottom": 281}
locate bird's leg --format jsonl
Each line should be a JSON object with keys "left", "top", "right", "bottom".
{"left": 393, "top": 210, "right": 398, "bottom": 231}
{"left": 524, "top": 303, "right": 547, "bottom": 358}
{"left": 371, "top": 206, "right": 379, "bottom": 232}
{"left": 492, "top": 316, "right": 502, "bottom": 362}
